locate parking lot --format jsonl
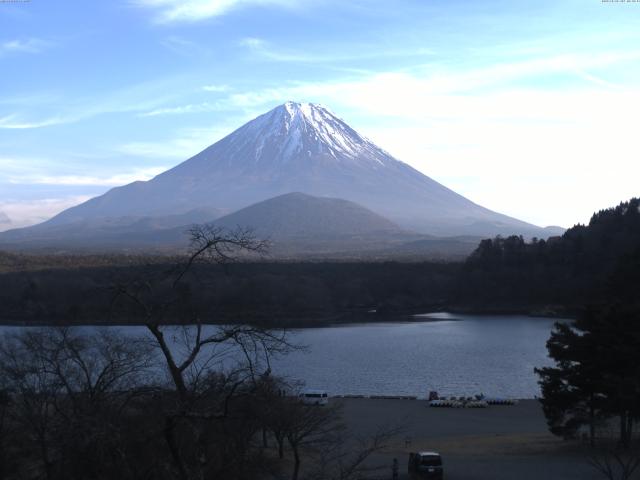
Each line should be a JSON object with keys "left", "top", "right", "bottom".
{"left": 337, "top": 398, "right": 602, "bottom": 480}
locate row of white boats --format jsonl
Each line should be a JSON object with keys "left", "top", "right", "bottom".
{"left": 429, "top": 397, "right": 519, "bottom": 408}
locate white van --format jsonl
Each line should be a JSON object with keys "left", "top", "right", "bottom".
{"left": 299, "top": 390, "right": 329, "bottom": 406}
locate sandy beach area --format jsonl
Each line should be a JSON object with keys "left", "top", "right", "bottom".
{"left": 336, "top": 398, "right": 601, "bottom": 480}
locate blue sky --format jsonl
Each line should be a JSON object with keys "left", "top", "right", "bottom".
{"left": 1, "top": 0, "right": 639, "bottom": 230}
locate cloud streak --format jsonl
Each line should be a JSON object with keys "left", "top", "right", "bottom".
{"left": 135, "top": 0, "right": 311, "bottom": 23}
{"left": 139, "top": 101, "right": 223, "bottom": 117}
{"left": 8, "top": 167, "right": 168, "bottom": 187}
{"left": 117, "top": 123, "right": 235, "bottom": 159}
{"left": 1, "top": 155, "right": 170, "bottom": 187}
{"left": 0, "top": 77, "right": 184, "bottom": 129}
{"left": 202, "top": 84, "right": 230, "bottom": 92}
{"left": 160, "top": 35, "right": 211, "bottom": 56}
{"left": 238, "top": 36, "right": 434, "bottom": 65}
{"left": 0, "top": 196, "right": 93, "bottom": 231}
{"left": 0, "top": 114, "right": 68, "bottom": 129}
{"left": 0, "top": 38, "right": 51, "bottom": 56}
{"left": 217, "top": 46, "right": 640, "bottom": 114}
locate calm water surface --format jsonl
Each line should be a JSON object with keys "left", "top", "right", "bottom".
{"left": 0, "top": 313, "right": 562, "bottom": 399}
{"left": 271, "top": 313, "right": 561, "bottom": 399}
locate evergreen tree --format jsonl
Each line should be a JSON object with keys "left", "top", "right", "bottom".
{"left": 536, "top": 303, "right": 640, "bottom": 447}
{"left": 535, "top": 314, "right": 606, "bottom": 444}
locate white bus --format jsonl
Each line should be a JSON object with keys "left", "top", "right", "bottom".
{"left": 299, "top": 390, "right": 329, "bottom": 406}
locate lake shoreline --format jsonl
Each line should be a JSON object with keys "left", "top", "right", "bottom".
{"left": 0, "top": 305, "right": 574, "bottom": 328}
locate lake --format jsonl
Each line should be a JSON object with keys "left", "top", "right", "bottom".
{"left": 271, "top": 313, "right": 562, "bottom": 399}
{"left": 0, "top": 313, "right": 563, "bottom": 399}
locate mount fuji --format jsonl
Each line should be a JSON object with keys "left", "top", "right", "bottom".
{"left": 0, "top": 102, "right": 562, "bottom": 252}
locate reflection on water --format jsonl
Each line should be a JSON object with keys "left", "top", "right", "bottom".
{"left": 271, "top": 314, "right": 562, "bottom": 399}
{"left": 412, "top": 312, "right": 462, "bottom": 321}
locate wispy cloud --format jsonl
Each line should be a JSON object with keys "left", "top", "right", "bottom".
{"left": 0, "top": 155, "right": 174, "bottom": 229}
{"left": 239, "top": 37, "right": 266, "bottom": 49}
{"left": 0, "top": 196, "right": 93, "bottom": 231}
{"left": 0, "top": 114, "right": 68, "bottom": 129}
{"left": 238, "top": 36, "right": 434, "bottom": 65}
{"left": 574, "top": 70, "right": 623, "bottom": 90}
{"left": 135, "top": 0, "right": 310, "bottom": 23}
{"left": 202, "top": 84, "right": 230, "bottom": 92}
{"left": 0, "top": 38, "right": 51, "bottom": 56}
{"left": 0, "top": 156, "right": 76, "bottom": 184}
{"left": 118, "top": 123, "right": 238, "bottom": 159}
{"left": 1, "top": 156, "right": 169, "bottom": 187}
{"left": 219, "top": 47, "right": 640, "bottom": 113}
{"left": 139, "top": 101, "right": 223, "bottom": 117}
{"left": 160, "top": 35, "right": 210, "bottom": 56}
{"left": 8, "top": 167, "right": 168, "bottom": 187}
{"left": 0, "top": 77, "right": 184, "bottom": 129}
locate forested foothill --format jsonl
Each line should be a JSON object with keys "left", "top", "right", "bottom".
{"left": 456, "top": 197, "right": 640, "bottom": 314}
{"left": 0, "top": 198, "right": 639, "bottom": 326}
{"left": 0, "top": 259, "right": 457, "bottom": 326}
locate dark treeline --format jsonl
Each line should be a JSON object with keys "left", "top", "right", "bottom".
{"left": 456, "top": 198, "right": 640, "bottom": 314}
{"left": 534, "top": 229, "right": 640, "bottom": 469}
{"left": 1, "top": 198, "right": 639, "bottom": 326}
{"left": 0, "top": 250, "right": 176, "bottom": 274}
{"left": 0, "top": 261, "right": 458, "bottom": 326}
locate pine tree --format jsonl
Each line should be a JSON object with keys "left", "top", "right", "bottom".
{"left": 536, "top": 304, "right": 640, "bottom": 447}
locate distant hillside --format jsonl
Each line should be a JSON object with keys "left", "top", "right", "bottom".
{"left": 0, "top": 207, "right": 223, "bottom": 250}
{"left": 208, "top": 193, "right": 483, "bottom": 258}
{"left": 457, "top": 197, "right": 640, "bottom": 312}
{"left": 0, "top": 211, "right": 10, "bottom": 226}
{"left": 213, "top": 192, "right": 402, "bottom": 238}
{"left": 0, "top": 192, "right": 481, "bottom": 259}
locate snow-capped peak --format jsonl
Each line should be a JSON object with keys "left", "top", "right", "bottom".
{"left": 228, "top": 101, "right": 389, "bottom": 166}
{"left": 279, "top": 101, "right": 364, "bottom": 158}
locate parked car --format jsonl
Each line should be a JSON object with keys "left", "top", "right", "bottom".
{"left": 408, "top": 451, "right": 443, "bottom": 480}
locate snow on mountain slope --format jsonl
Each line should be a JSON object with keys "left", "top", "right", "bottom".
{"left": 15, "top": 101, "right": 551, "bottom": 238}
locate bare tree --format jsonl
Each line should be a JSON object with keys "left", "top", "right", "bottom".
{"left": 268, "top": 396, "right": 402, "bottom": 480}
{"left": 588, "top": 447, "right": 640, "bottom": 480}
{"left": 0, "top": 327, "right": 154, "bottom": 480}
{"left": 0, "top": 330, "right": 65, "bottom": 480}
{"left": 261, "top": 385, "right": 291, "bottom": 460}
{"left": 282, "top": 401, "right": 345, "bottom": 480}
{"left": 111, "top": 225, "right": 295, "bottom": 480}
{"left": 323, "top": 427, "right": 403, "bottom": 480}
{"left": 0, "top": 385, "right": 11, "bottom": 479}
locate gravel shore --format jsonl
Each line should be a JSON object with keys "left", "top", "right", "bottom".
{"left": 337, "top": 398, "right": 601, "bottom": 480}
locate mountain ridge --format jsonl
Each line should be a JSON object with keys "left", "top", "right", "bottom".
{"left": 0, "top": 192, "right": 482, "bottom": 258}
{"left": 1, "top": 101, "right": 564, "bottom": 249}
